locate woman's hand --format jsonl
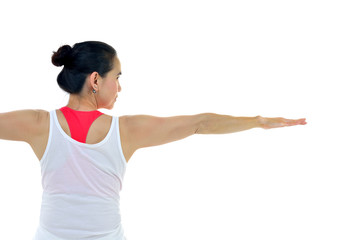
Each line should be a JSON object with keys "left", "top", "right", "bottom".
{"left": 257, "top": 116, "right": 307, "bottom": 129}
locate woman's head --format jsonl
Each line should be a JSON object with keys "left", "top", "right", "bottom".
{"left": 52, "top": 41, "right": 122, "bottom": 110}
{"left": 52, "top": 41, "right": 117, "bottom": 94}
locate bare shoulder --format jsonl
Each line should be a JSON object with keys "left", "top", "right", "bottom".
{"left": 35, "top": 109, "right": 50, "bottom": 135}
{"left": 27, "top": 109, "right": 50, "bottom": 145}
{"left": 37, "top": 109, "right": 50, "bottom": 123}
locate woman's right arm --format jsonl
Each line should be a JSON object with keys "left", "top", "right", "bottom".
{"left": 119, "top": 114, "right": 204, "bottom": 161}
{"left": 119, "top": 113, "right": 306, "bottom": 162}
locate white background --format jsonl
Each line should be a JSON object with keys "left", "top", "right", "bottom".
{"left": 0, "top": 0, "right": 340, "bottom": 239}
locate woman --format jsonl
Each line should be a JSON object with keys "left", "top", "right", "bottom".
{"left": 0, "top": 41, "right": 306, "bottom": 240}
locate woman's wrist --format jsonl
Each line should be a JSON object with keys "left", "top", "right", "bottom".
{"left": 255, "top": 115, "right": 264, "bottom": 128}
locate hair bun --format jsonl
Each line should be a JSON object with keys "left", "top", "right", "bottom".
{"left": 52, "top": 45, "right": 72, "bottom": 67}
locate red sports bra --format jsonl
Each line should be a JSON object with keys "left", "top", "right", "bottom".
{"left": 59, "top": 106, "right": 104, "bottom": 143}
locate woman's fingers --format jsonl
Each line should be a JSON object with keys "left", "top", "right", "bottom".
{"left": 285, "top": 118, "right": 307, "bottom": 126}
{"left": 262, "top": 117, "right": 307, "bottom": 129}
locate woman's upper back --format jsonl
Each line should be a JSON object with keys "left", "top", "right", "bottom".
{"left": 27, "top": 108, "right": 131, "bottom": 162}
{"left": 56, "top": 107, "right": 112, "bottom": 144}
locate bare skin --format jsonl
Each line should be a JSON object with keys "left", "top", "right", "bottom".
{"left": 0, "top": 56, "right": 307, "bottom": 163}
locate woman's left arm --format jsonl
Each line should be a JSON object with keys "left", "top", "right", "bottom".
{"left": 0, "top": 109, "right": 45, "bottom": 143}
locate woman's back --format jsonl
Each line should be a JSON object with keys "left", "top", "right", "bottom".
{"left": 34, "top": 109, "right": 127, "bottom": 240}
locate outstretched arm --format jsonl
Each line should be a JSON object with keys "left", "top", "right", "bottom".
{"left": 197, "top": 113, "right": 307, "bottom": 134}
{"left": 119, "top": 113, "right": 307, "bottom": 161}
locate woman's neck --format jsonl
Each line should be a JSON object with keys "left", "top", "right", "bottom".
{"left": 66, "top": 94, "right": 98, "bottom": 111}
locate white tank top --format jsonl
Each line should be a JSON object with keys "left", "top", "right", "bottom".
{"left": 33, "top": 110, "right": 127, "bottom": 240}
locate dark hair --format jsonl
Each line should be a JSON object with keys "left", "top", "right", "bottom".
{"left": 52, "top": 41, "right": 117, "bottom": 94}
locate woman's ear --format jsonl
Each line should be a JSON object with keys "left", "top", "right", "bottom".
{"left": 89, "top": 72, "right": 100, "bottom": 90}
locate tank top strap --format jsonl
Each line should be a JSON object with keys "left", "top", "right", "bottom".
{"left": 59, "top": 106, "right": 104, "bottom": 143}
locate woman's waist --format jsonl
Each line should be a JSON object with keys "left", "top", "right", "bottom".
{"left": 40, "top": 192, "right": 122, "bottom": 230}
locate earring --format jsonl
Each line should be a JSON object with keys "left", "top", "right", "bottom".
{"left": 92, "top": 89, "right": 96, "bottom": 93}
